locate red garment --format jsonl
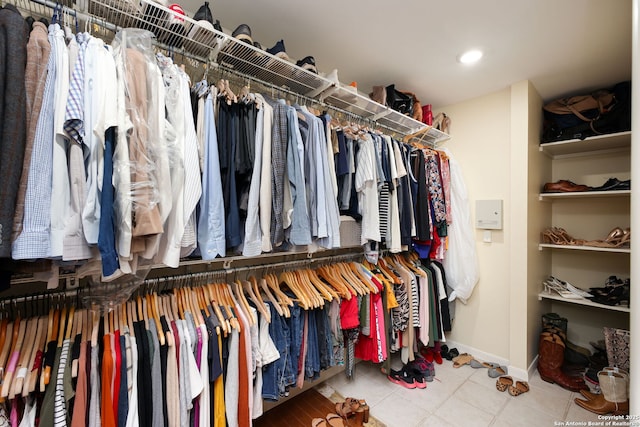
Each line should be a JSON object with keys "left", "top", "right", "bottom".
{"left": 429, "top": 229, "right": 442, "bottom": 259}
{"left": 101, "top": 334, "right": 116, "bottom": 427}
{"left": 339, "top": 290, "right": 359, "bottom": 330}
{"left": 112, "top": 330, "right": 121, "bottom": 425}
{"left": 355, "top": 277, "right": 386, "bottom": 363}
{"left": 237, "top": 319, "right": 250, "bottom": 426}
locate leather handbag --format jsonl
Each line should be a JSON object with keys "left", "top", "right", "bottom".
{"left": 385, "top": 84, "right": 414, "bottom": 117}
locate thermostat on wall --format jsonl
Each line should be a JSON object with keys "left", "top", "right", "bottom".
{"left": 475, "top": 200, "right": 503, "bottom": 230}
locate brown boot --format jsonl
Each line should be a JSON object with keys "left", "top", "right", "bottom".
{"left": 580, "top": 367, "right": 630, "bottom": 401}
{"left": 579, "top": 390, "right": 600, "bottom": 400}
{"left": 574, "top": 371, "right": 629, "bottom": 415}
{"left": 537, "top": 334, "right": 588, "bottom": 392}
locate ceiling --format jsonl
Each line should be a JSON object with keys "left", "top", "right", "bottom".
{"left": 177, "top": 0, "right": 632, "bottom": 110}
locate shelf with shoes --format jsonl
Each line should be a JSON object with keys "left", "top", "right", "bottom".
{"left": 537, "top": 120, "right": 630, "bottom": 361}
{"left": 538, "top": 243, "right": 631, "bottom": 254}
{"left": 29, "top": 0, "right": 446, "bottom": 140}
{"left": 539, "top": 190, "right": 630, "bottom": 201}
{"left": 539, "top": 131, "right": 631, "bottom": 159}
{"left": 537, "top": 290, "right": 630, "bottom": 313}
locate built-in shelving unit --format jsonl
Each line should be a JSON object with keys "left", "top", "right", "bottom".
{"left": 538, "top": 290, "right": 630, "bottom": 313}
{"left": 539, "top": 131, "right": 631, "bottom": 158}
{"left": 538, "top": 243, "right": 631, "bottom": 254}
{"left": 539, "top": 130, "right": 631, "bottom": 323}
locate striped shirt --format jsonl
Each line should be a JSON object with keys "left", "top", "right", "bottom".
{"left": 53, "top": 340, "right": 70, "bottom": 427}
{"left": 12, "top": 24, "right": 59, "bottom": 259}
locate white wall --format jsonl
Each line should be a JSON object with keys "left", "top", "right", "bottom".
{"left": 438, "top": 88, "right": 512, "bottom": 360}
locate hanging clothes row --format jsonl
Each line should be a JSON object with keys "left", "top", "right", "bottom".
{"left": 0, "top": 9, "right": 477, "bottom": 301}
{"left": 0, "top": 253, "right": 451, "bottom": 426}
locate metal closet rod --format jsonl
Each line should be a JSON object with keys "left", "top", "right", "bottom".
{"left": 212, "top": 64, "right": 403, "bottom": 137}
{"left": 26, "top": 0, "right": 407, "bottom": 138}
{"left": 1, "top": 251, "right": 364, "bottom": 306}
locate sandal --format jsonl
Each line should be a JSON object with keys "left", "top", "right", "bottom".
{"left": 496, "top": 375, "right": 513, "bottom": 392}
{"left": 452, "top": 353, "right": 474, "bottom": 368}
{"left": 312, "top": 418, "right": 328, "bottom": 427}
{"left": 334, "top": 401, "right": 354, "bottom": 419}
{"left": 326, "top": 413, "right": 345, "bottom": 427}
{"left": 488, "top": 365, "right": 509, "bottom": 378}
{"left": 508, "top": 381, "right": 530, "bottom": 397}
{"left": 469, "top": 359, "right": 499, "bottom": 369}
{"left": 346, "top": 398, "right": 369, "bottom": 423}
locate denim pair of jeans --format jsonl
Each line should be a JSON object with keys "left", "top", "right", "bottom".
{"left": 316, "top": 304, "right": 334, "bottom": 370}
{"left": 287, "top": 301, "right": 304, "bottom": 381}
{"left": 262, "top": 302, "right": 294, "bottom": 400}
{"left": 304, "top": 310, "right": 320, "bottom": 379}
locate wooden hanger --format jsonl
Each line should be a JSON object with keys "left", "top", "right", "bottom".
{"left": 71, "top": 309, "right": 86, "bottom": 379}
{"left": 279, "top": 271, "right": 309, "bottom": 309}
{"left": 349, "top": 262, "right": 379, "bottom": 294}
{"left": 11, "top": 316, "right": 38, "bottom": 399}
{"left": 225, "top": 284, "right": 243, "bottom": 331}
{"left": 0, "top": 317, "right": 8, "bottom": 363}
{"left": 0, "top": 317, "right": 28, "bottom": 402}
{"left": 1, "top": 316, "right": 26, "bottom": 400}
{"left": 204, "top": 284, "right": 229, "bottom": 334}
{"left": 296, "top": 270, "right": 323, "bottom": 308}
{"left": 230, "top": 281, "right": 253, "bottom": 325}
{"left": 236, "top": 280, "right": 256, "bottom": 324}
{"left": 245, "top": 277, "right": 270, "bottom": 323}
{"left": 25, "top": 315, "right": 47, "bottom": 396}
{"left": 127, "top": 300, "right": 136, "bottom": 337}
{"left": 0, "top": 320, "right": 14, "bottom": 377}
{"left": 258, "top": 276, "right": 284, "bottom": 318}
{"left": 137, "top": 294, "right": 146, "bottom": 328}
{"left": 373, "top": 258, "right": 401, "bottom": 285}
{"left": 316, "top": 265, "right": 351, "bottom": 300}
{"left": 149, "top": 293, "right": 166, "bottom": 346}
{"left": 263, "top": 273, "right": 292, "bottom": 317}
{"left": 335, "top": 262, "right": 362, "bottom": 295}
{"left": 307, "top": 269, "right": 339, "bottom": 301}
{"left": 334, "top": 263, "right": 366, "bottom": 296}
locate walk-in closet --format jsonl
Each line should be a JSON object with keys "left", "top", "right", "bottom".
{"left": 0, "top": 0, "right": 636, "bottom": 426}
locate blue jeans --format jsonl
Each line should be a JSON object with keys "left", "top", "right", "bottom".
{"left": 262, "top": 302, "right": 294, "bottom": 400}
{"left": 287, "top": 301, "right": 304, "bottom": 382}
{"left": 305, "top": 310, "right": 320, "bottom": 380}
{"left": 316, "top": 304, "right": 334, "bottom": 370}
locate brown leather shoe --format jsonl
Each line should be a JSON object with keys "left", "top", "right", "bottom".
{"left": 574, "top": 394, "right": 629, "bottom": 416}
{"left": 543, "top": 180, "right": 593, "bottom": 193}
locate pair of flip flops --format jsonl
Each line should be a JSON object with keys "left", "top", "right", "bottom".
{"left": 452, "top": 353, "right": 474, "bottom": 368}
{"left": 312, "top": 414, "right": 345, "bottom": 427}
{"left": 469, "top": 359, "right": 509, "bottom": 377}
{"left": 496, "top": 375, "right": 530, "bottom": 396}
{"left": 453, "top": 354, "right": 508, "bottom": 377}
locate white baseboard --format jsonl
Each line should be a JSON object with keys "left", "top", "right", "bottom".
{"left": 444, "top": 340, "right": 535, "bottom": 381}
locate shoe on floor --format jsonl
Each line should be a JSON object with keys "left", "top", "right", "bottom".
{"left": 387, "top": 368, "right": 416, "bottom": 389}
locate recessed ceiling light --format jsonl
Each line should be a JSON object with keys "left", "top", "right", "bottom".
{"left": 458, "top": 49, "right": 483, "bottom": 65}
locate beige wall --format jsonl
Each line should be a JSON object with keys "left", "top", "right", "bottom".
{"left": 438, "top": 80, "right": 551, "bottom": 372}
{"left": 438, "top": 87, "right": 512, "bottom": 360}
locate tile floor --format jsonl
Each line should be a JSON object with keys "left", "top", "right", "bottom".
{"left": 316, "top": 358, "right": 605, "bottom": 427}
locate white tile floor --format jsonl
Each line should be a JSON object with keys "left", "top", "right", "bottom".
{"left": 316, "top": 358, "right": 605, "bottom": 427}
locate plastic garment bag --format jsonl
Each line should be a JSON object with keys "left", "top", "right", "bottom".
{"left": 441, "top": 148, "right": 479, "bottom": 304}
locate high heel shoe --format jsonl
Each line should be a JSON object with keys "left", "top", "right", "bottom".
{"left": 431, "top": 112, "right": 444, "bottom": 130}
{"left": 604, "top": 227, "right": 624, "bottom": 243}
{"left": 441, "top": 114, "right": 451, "bottom": 134}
